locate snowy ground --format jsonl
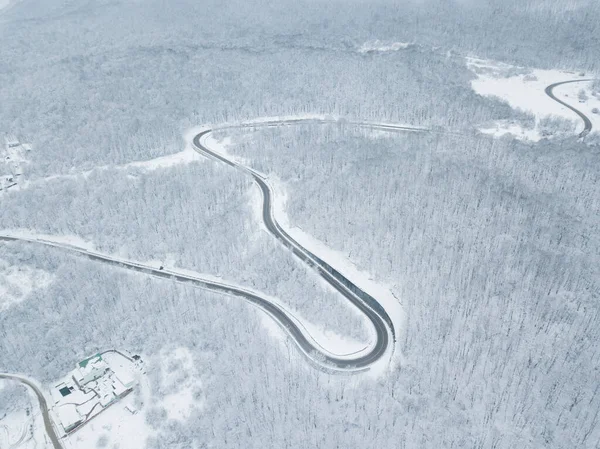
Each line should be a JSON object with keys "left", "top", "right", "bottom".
{"left": 477, "top": 121, "right": 543, "bottom": 141}
{"left": 358, "top": 41, "right": 414, "bottom": 54}
{"left": 12, "top": 141, "right": 204, "bottom": 192}
{"left": 467, "top": 57, "right": 597, "bottom": 140}
{"left": 0, "top": 380, "right": 51, "bottom": 449}
{"left": 63, "top": 355, "right": 152, "bottom": 449}
{"left": 154, "top": 347, "right": 203, "bottom": 422}
{"left": 63, "top": 380, "right": 153, "bottom": 449}
{"left": 0, "top": 258, "right": 53, "bottom": 312}
{"left": 552, "top": 80, "right": 600, "bottom": 132}
{"left": 121, "top": 142, "right": 203, "bottom": 172}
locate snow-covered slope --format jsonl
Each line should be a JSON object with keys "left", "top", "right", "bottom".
{"left": 467, "top": 57, "right": 597, "bottom": 140}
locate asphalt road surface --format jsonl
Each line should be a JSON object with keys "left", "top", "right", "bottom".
{"left": 0, "top": 232, "right": 380, "bottom": 371}
{"left": 544, "top": 79, "right": 594, "bottom": 138}
{"left": 1, "top": 120, "right": 427, "bottom": 372}
{"left": 193, "top": 119, "right": 431, "bottom": 366}
{"left": 0, "top": 89, "right": 593, "bottom": 445}
{"left": 0, "top": 118, "right": 426, "bottom": 446}
{"left": 0, "top": 373, "right": 63, "bottom": 449}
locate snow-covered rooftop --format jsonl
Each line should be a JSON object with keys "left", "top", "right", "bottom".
{"left": 55, "top": 404, "right": 82, "bottom": 432}
{"left": 76, "top": 354, "right": 107, "bottom": 381}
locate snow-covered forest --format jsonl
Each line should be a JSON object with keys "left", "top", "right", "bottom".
{"left": 1, "top": 0, "right": 599, "bottom": 448}
{"left": 0, "top": 160, "right": 373, "bottom": 344}
{"left": 218, "top": 123, "right": 600, "bottom": 447}
{"left": 1, "top": 0, "right": 598, "bottom": 176}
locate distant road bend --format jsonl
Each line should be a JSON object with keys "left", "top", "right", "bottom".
{"left": 545, "top": 79, "right": 595, "bottom": 138}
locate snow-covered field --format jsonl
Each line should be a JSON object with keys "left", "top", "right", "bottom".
{"left": 155, "top": 347, "right": 203, "bottom": 422}
{"left": 63, "top": 374, "right": 153, "bottom": 449}
{"left": 552, "top": 79, "right": 600, "bottom": 132}
{"left": 477, "top": 121, "right": 543, "bottom": 141}
{"left": 0, "top": 379, "right": 51, "bottom": 449}
{"left": 121, "top": 143, "right": 203, "bottom": 172}
{"left": 467, "top": 57, "right": 596, "bottom": 140}
{"left": 0, "top": 258, "right": 53, "bottom": 312}
{"left": 12, "top": 141, "right": 204, "bottom": 192}
{"left": 358, "top": 41, "right": 414, "bottom": 53}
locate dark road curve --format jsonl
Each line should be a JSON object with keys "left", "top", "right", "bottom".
{"left": 0, "top": 119, "right": 421, "bottom": 446}
{"left": 0, "top": 234, "right": 379, "bottom": 371}
{"left": 192, "top": 120, "right": 426, "bottom": 371}
{"left": 0, "top": 373, "right": 63, "bottom": 449}
{"left": 544, "top": 79, "right": 594, "bottom": 138}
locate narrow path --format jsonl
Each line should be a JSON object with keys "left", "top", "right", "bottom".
{"left": 544, "top": 79, "right": 594, "bottom": 138}
{"left": 9, "top": 419, "right": 29, "bottom": 449}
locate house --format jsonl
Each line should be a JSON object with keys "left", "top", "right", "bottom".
{"left": 74, "top": 354, "right": 108, "bottom": 386}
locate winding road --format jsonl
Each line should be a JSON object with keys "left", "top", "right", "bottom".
{"left": 0, "top": 233, "right": 377, "bottom": 371}
{"left": 193, "top": 122, "right": 403, "bottom": 356}
{"left": 1, "top": 119, "right": 422, "bottom": 375}
{"left": 0, "top": 118, "right": 427, "bottom": 449}
{"left": 544, "top": 79, "right": 595, "bottom": 138}
{"left": 0, "top": 92, "right": 591, "bottom": 445}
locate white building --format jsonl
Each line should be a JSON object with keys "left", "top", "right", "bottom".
{"left": 74, "top": 354, "right": 108, "bottom": 386}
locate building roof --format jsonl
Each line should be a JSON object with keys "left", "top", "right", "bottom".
{"left": 79, "top": 353, "right": 102, "bottom": 369}
{"left": 112, "top": 365, "right": 135, "bottom": 388}
{"left": 112, "top": 379, "right": 128, "bottom": 397}
{"left": 75, "top": 354, "right": 108, "bottom": 386}
{"left": 55, "top": 404, "right": 82, "bottom": 430}
{"left": 59, "top": 386, "right": 72, "bottom": 397}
